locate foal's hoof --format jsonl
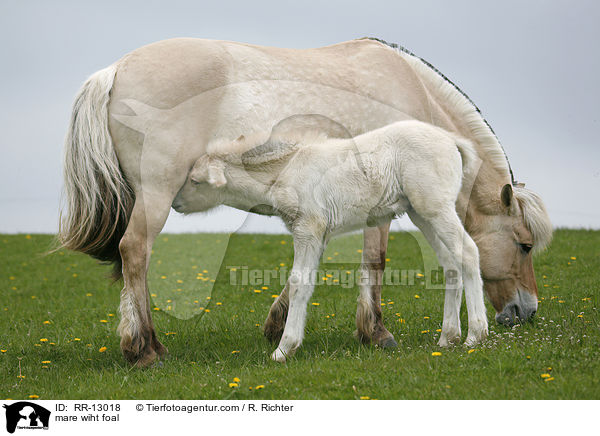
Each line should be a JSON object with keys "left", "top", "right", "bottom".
{"left": 464, "top": 329, "right": 488, "bottom": 348}
{"left": 271, "top": 348, "right": 288, "bottom": 364}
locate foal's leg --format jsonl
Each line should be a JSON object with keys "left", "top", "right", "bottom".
{"left": 272, "top": 226, "right": 325, "bottom": 363}
{"left": 118, "top": 194, "right": 172, "bottom": 367}
{"left": 355, "top": 222, "right": 397, "bottom": 348}
{"left": 263, "top": 281, "right": 290, "bottom": 342}
{"left": 408, "top": 209, "right": 462, "bottom": 346}
{"left": 419, "top": 208, "right": 488, "bottom": 347}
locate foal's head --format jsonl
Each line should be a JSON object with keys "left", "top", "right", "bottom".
{"left": 470, "top": 183, "right": 552, "bottom": 326}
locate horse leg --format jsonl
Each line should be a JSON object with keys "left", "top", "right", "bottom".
{"left": 355, "top": 222, "right": 397, "bottom": 348}
{"left": 264, "top": 281, "right": 289, "bottom": 343}
{"left": 271, "top": 226, "right": 325, "bottom": 363}
{"left": 408, "top": 209, "right": 462, "bottom": 346}
{"left": 118, "top": 194, "right": 172, "bottom": 367}
{"left": 414, "top": 208, "right": 488, "bottom": 347}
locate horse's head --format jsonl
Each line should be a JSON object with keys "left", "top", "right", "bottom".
{"left": 471, "top": 183, "right": 552, "bottom": 326}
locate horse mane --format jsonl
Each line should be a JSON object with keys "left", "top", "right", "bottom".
{"left": 513, "top": 185, "right": 553, "bottom": 252}
{"left": 364, "top": 37, "right": 514, "bottom": 184}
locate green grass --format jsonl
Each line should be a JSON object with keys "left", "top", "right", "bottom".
{"left": 0, "top": 230, "right": 598, "bottom": 399}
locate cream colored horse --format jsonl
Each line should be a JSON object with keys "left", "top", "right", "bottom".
{"left": 59, "top": 38, "right": 551, "bottom": 367}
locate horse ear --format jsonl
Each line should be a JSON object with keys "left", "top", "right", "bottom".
{"left": 207, "top": 160, "right": 227, "bottom": 187}
{"left": 501, "top": 183, "right": 513, "bottom": 208}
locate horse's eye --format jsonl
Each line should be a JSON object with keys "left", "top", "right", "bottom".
{"left": 519, "top": 243, "right": 533, "bottom": 254}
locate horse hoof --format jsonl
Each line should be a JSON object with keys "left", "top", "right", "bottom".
{"left": 271, "top": 348, "right": 287, "bottom": 364}
{"left": 379, "top": 336, "right": 398, "bottom": 348}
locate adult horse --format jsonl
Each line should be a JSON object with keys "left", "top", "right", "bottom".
{"left": 59, "top": 38, "right": 551, "bottom": 367}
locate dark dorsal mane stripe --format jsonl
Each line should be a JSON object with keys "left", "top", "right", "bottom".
{"left": 364, "top": 37, "right": 516, "bottom": 185}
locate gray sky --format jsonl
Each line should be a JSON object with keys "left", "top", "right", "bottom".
{"left": 1, "top": 0, "right": 598, "bottom": 233}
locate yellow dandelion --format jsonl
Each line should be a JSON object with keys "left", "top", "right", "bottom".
{"left": 203, "top": 269, "right": 208, "bottom": 273}
{"left": 271, "top": 294, "right": 279, "bottom": 299}
{"left": 416, "top": 273, "right": 424, "bottom": 278}
{"left": 359, "top": 396, "right": 370, "bottom": 400}
{"left": 468, "top": 349, "right": 475, "bottom": 354}
{"left": 356, "top": 249, "right": 362, "bottom": 253}
{"left": 255, "top": 385, "right": 265, "bottom": 390}
{"left": 385, "top": 258, "right": 390, "bottom": 262}
{"left": 72, "top": 273, "right": 78, "bottom": 278}
{"left": 1, "top": 350, "right": 6, "bottom": 353}
{"left": 204, "top": 309, "right": 210, "bottom": 313}
{"left": 233, "top": 377, "right": 240, "bottom": 382}
{"left": 86, "top": 293, "right": 93, "bottom": 297}
{"left": 41, "top": 360, "right": 51, "bottom": 364}
{"left": 39, "top": 338, "right": 48, "bottom": 342}
{"left": 436, "top": 329, "right": 442, "bottom": 332}
{"left": 25, "top": 235, "right": 32, "bottom": 240}
{"left": 160, "top": 275, "right": 167, "bottom": 279}
{"left": 570, "top": 256, "right": 576, "bottom": 260}
{"left": 526, "top": 355, "right": 531, "bottom": 359}
{"left": 43, "top": 320, "right": 50, "bottom": 325}
{"left": 28, "top": 395, "right": 39, "bottom": 399}
{"left": 99, "top": 346, "right": 107, "bottom": 352}
{"left": 414, "top": 294, "right": 420, "bottom": 299}
{"left": 231, "top": 350, "right": 240, "bottom": 354}
{"left": 544, "top": 377, "right": 555, "bottom": 382}
{"left": 228, "top": 383, "right": 238, "bottom": 388}
{"left": 255, "top": 323, "right": 261, "bottom": 327}
{"left": 423, "top": 316, "right": 430, "bottom": 320}
{"left": 421, "top": 330, "right": 429, "bottom": 334}
{"left": 280, "top": 240, "right": 286, "bottom": 245}
{"left": 262, "top": 286, "right": 268, "bottom": 290}
{"left": 431, "top": 352, "right": 442, "bottom": 356}
{"left": 100, "top": 319, "right": 108, "bottom": 323}
{"left": 311, "top": 302, "right": 320, "bottom": 306}
{"left": 279, "top": 263, "right": 285, "bottom": 267}
{"left": 108, "top": 313, "right": 114, "bottom": 317}
{"left": 73, "top": 338, "right": 81, "bottom": 341}
{"left": 216, "top": 302, "right": 222, "bottom": 306}
{"left": 254, "top": 289, "right": 261, "bottom": 293}
{"left": 577, "top": 314, "right": 583, "bottom": 318}
{"left": 540, "top": 373, "right": 551, "bottom": 379}
{"left": 153, "top": 307, "right": 160, "bottom": 311}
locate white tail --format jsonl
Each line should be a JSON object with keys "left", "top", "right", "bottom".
{"left": 58, "top": 64, "right": 133, "bottom": 278}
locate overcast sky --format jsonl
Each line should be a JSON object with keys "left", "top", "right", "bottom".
{"left": 1, "top": 0, "right": 598, "bottom": 234}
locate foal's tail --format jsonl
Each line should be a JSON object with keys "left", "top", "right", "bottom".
{"left": 58, "top": 64, "right": 134, "bottom": 279}
{"left": 453, "top": 135, "right": 481, "bottom": 183}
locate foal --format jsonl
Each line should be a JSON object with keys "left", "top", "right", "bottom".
{"left": 178, "top": 120, "right": 488, "bottom": 362}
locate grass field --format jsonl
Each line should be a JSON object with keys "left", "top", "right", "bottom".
{"left": 0, "top": 229, "right": 598, "bottom": 400}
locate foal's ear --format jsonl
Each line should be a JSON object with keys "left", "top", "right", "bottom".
{"left": 207, "top": 159, "right": 227, "bottom": 188}
{"left": 189, "top": 156, "right": 227, "bottom": 187}
{"left": 501, "top": 183, "right": 513, "bottom": 208}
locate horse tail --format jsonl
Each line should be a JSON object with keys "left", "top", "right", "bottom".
{"left": 453, "top": 135, "right": 481, "bottom": 182}
{"left": 58, "top": 64, "right": 133, "bottom": 280}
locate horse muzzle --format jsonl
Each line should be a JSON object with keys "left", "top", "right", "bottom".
{"left": 495, "top": 289, "right": 538, "bottom": 327}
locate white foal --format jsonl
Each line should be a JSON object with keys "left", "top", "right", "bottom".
{"left": 177, "top": 120, "right": 488, "bottom": 362}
